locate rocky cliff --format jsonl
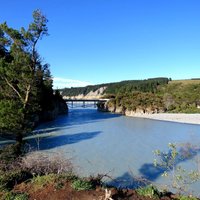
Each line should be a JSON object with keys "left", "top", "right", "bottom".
{"left": 63, "top": 86, "right": 107, "bottom": 100}
{"left": 97, "top": 100, "right": 165, "bottom": 116}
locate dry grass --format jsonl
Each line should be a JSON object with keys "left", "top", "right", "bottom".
{"left": 169, "top": 79, "right": 200, "bottom": 85}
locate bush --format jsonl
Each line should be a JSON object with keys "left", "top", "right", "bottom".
{"left": 71, "top": 179, "right": 93, "bottom": 191}
{"left": 1, "top": 192, "right": 28, "bottom": 200}
{"left": 136, "top": 185, "right": 160, "bottom": 198}
{"left": 0, "top": 144, "right": 21, "bottom": 169}
{"left": 0, "top": 170, "right": 32, "bottom": 191}
{"left": 21, "top": 151, "right": 73, "bottom": 176}
{"left": 154, "top": 143, "right": 200, "bottom": 194}
{"left": 31, "top": 174, "right": 56, "bottom": 190}
{"left": 179, "top": 196, "right": 198, "bottom": 200}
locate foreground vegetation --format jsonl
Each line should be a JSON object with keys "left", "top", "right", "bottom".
{"left": 0, "top": 144, "right": 199, "bottom": 200}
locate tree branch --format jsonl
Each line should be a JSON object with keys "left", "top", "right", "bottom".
{"left": 24, "top": 84, "right": 31, "bottom": 109}
{"left": 4, "top": 77, "right": 24, "bottom": 104}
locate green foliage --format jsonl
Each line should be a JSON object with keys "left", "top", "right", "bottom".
{"left": 179, "top": 196, "right": 198, "bottom": 200}
{"left": 112, "top": 92, "right": 164, "bottom": 111}
{"left": 0, "top": 170, "right": 31, "bottom": 191}
{"left": 1, "top": 192, "right": 28, "bottom": 200}
{"left": 71, "top": 178, "right": 93, "bottom": 191}
{"left": 62, "top": 78, "right": 200, "bottom": 114}
{"left": 0, "top": 144, "right": 20, "bottom": 164}
{"left": 54, "top": 181, "right": 64, "bottom": 189}
{"left": 105, "top": 78, "right": 169, "bottom": 94}
{"left": 0, "top": 10, "right": 66, "bottom": 154}
{"left": 61, "top": 78, "right": 169, "bottom": 96}
{"left": 31, "top": 174, "right": 56, "bottom": 190}
{"left": 0, "top": 10, "right": 50, "bottom": 146}
{"left": 136, "top": 185, "right": 160, "bottom": 198}
{"left": 160, "top": 82, "right": 200, "bottom": 113}
{"left": 154, "top": 143, "right": 200, "bottom": 194}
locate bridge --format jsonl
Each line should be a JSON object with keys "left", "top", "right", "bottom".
{"left": 64, "top": 99, "right": 109, "bottom": 108}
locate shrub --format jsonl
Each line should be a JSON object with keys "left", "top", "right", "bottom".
{"left": 179, "top": 196, "right": 198, "bottom": 200}
{"left": 0, "top": 170, "right": 32, "bottom": 191}
{"left": 31, "top": 174, "right": 56, "bottom": 190}
{"left": 0, "top": 144, "right": 20, "bottom": 170}
{"left": 154, "top": 143, "right": 200, "bottom": 194}
{"left": 71, "top": 179, "right": 93, "bottom": 191}
{"left": 21, "top": 151, "right": 73, "bottom": 176}
{"left": 136, "top": 185, "right": 160, "bottom": 199}
{"left": 1, "top": 192, "right": 28, "bottom": 200}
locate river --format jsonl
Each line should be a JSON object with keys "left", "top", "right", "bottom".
{"left": 9, "top": 107, "right": 200, "bottom": 195}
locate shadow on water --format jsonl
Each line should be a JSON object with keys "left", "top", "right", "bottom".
{"left": 139, "top": 144, "right": 200, "bottom": 181}
{"left": 34, "top": 108, "right": 120, "bottom": 134}
{"left": 107, "top": 144, "right": 200, "bottom": 190}
{"left": 1, "top": 108, "right": 119, "bottom": 146}
{"left": 107, "top": 172, "right": 149, "bottom": 189}
{"left": 24, "top": 131, "right": 101, "bottom": 150}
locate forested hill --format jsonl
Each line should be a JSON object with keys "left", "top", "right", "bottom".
{"left": 60, "top": 77, "right": 170, "bottom": 97}
{"left": 60, "top": 78, "right": 200, "bottom": 113}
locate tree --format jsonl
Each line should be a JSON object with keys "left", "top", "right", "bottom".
{"left": 0, "top": 10, "right": 50, "bottom": 153}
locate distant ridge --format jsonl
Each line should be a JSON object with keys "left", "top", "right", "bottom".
{"left": 59, "top": 77, "right": 169, "bottom": 97}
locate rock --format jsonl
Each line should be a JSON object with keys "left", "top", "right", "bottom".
{"left": 115, "top": 107, "right": 123, "bottom": 114}
{"left": 108, "top": 105, "right": 115, "bottom": 112}
{"left": 135, "top": 108, "right": 145, "bottom": 114}
{"left": 63, "top": 86, "right": 107, "bottom": 100}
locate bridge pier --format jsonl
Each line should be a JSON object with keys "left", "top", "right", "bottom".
{"left": 82, "top": 101, "right": 85, "bottom": 108}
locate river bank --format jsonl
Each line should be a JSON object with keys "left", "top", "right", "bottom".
{"left": 98, "top": 103, "right": 200, "bottom": 125}
{"left": 125, "top": 113, "right": 200, "bottom": 125}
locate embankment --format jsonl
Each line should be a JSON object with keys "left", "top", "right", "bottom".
{"left": 97, "top": 102, "right": 200, "bottom": 125}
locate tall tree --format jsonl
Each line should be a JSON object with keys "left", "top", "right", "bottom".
{"left": 0, "top": 10, "right": 50, "bottom": 152}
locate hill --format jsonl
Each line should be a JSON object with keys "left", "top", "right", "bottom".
{"left": 59, "top": 78, "right": 200, "bottom": 114}
{"left": 60, "top": 77, "right": 170, "bottom": 98}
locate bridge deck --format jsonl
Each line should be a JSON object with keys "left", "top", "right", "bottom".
{"left": 64, "top": 99, "right": 108, "bottom": 102}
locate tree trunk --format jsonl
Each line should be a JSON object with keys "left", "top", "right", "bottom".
{"left": 15, "top": 132, "right": 23, "bottom": 155}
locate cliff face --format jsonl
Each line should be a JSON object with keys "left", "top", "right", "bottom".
{"left": 63, "top": 87, "right": 107, "bottom": 100}
{"left": 97, "top": 101, "right": 165, "bottom": 116}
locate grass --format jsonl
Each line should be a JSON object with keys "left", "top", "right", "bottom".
{"left": 31, "top": 174, "right": 56, "bottom": 190}
{"left": 1, "top": 192, "right": 28, "bottom": 200}
{"left": 179, "top": 196, "right": 198, "bottom": 200}
{"left": 71, "top": 178, "right": 93, "bottom": 191}
{"left": 136, "top": 185, "right": 160, "bottom": 199}
{"left": 170, "top": 79, "right": 200, "bottom": 85}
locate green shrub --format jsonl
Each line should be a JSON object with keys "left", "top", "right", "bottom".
{"left": 71, "top": 179, "right": 93, "bottom": 191}
{"left": 0, "top": 170, "right": 31, "bottom": 191}
{"left": 179, "top": 196, "right": 198, "bottom": 200}
{"left": 2, "top": 192, "right": 28, "bottom": 200}
{"left": 55, "top": 182, "right": 64, "bottom": 189}
{"left": 136, "top": 185, "right": 160, "bottom": 198}
{"left": 31, "top": 174, "right": 56, "bottom": 189}
{"left": 154, "top": 143, "right": 200, "bottom": 194}
{"left": 0, "top": 144, "right": 20, "bottom": 166}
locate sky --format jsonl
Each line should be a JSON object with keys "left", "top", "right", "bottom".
{"left": 1, "top": 0, "right": 200, "bottom": 88}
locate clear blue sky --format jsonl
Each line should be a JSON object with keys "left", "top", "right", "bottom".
{"left": 1, "top": 0, "right": 200, "bottom": 88}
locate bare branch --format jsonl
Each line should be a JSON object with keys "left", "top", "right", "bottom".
{"left": 24, "top": 84, "right": 31, "bottom": 108}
